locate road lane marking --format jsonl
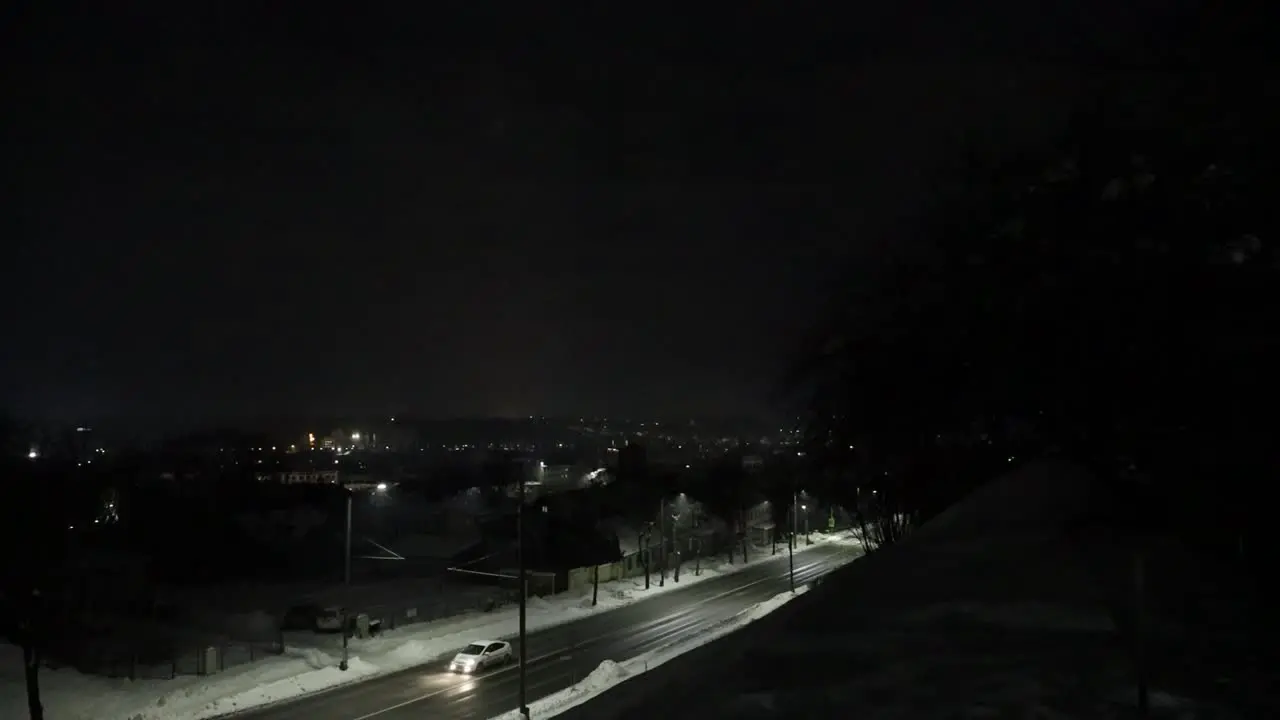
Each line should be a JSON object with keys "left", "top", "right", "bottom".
{"left": 345, "top": 549, "right": 856, "bottom": 719}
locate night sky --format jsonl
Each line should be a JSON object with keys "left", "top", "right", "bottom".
{"left": 6, "top": 4, "right": 1188, "bottom": 423}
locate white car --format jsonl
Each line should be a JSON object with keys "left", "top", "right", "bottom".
{"left": 449, "top": 640, "right": 512, "bottom": 674}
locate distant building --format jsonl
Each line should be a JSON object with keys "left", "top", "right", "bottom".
{"left": 319, "top": 428, "right": 373, "bottom": 452}
{"left": 256, "top": 468, "right": 341, "bottom": 485}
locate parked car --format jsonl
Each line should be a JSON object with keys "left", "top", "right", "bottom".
{"left": 281, "top": 604, "right": 324, "bottom": 631}
{"left": 315, "top": 606, "right": 345, "bottom": 632}
{"left": 449, "top": 640, "right": 512, "bottom": 673}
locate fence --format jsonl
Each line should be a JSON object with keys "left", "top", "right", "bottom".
{"left": 565, "top": 532, "right": 731, "bottom": 594}
{"left": 44, "top": 620, "right": 285, "bottom": 680}
{"left": 353, "top": 577, "right": 521, "bottom": 634}
{"left": 498, "top": 569, "right": 560, "bottom": 597}
{"left": 564, "top": 524, "right": 857, "bottom": 594}
{"left": 329, "top": 567, "right": 569, "bottom": 637}
{"left": 81, "top": 638, "right": 285, "bottom": 680}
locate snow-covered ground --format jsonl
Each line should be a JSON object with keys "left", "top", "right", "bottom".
{"left": 0, "top": 533, "right": 859, "bottom": 720}
{"left": 489, "top": 586, "right": 813, "bottom": 720}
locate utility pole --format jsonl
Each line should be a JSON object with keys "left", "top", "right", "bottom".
{"left": 658, "top": 498, "right": 665, "bottom": 587}
{"left": 788, "top": 490, "right": 796, "bottom": 593}
{"left": 1134, "top": 548, "right": 1148, "bottom": 718}
{"left": 643, "top": 530, "right": 650, "bottom": 589}
{"left": 518, "top": 474, "right": 529, "bottom": 720}
{"left": 672, "top": 508, "right": 681, "bottom": 583}
{"left": 343, "top": 492, "right": 353, "bottom": 585}
{"left": 340, "top": 490, "right": 353, "bottom": 671}
{"left": 340, "top": 611, "right": 349, "bottom": 671}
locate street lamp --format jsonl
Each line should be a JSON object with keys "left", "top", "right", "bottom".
{"left": 341, "top": 483, "right": 387, "bottom": 671}
{"left": 788, "top": 489, "right": 797, "bottom": 593}
{"left": 518, "top": 473, "right": 529, "bottom": 719}
{"left": 658, "top": 498, "right": 666, "bottom": 587}
{"left": 670, "top": 498, "right": 684, "bottom": 583}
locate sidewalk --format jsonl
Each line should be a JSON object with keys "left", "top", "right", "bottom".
{"left": 0, "top": 533, "right": 860, "bottom": 720}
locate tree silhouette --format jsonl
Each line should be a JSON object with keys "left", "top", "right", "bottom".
{"left": 791, "top": 78, "right": 1279, "bottom": 555}
{"left": 700, "top": 457, "right": 755, "bottom": 563}
{"left": 758, "top": 461, "right": 797, "bottom": 551}
{"left": 1, "top": 427, "right": 59, "bottom": 720}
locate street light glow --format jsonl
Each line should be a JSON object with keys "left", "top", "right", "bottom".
{"left": 376, "top": 482, "right": 388, "bottom": 492}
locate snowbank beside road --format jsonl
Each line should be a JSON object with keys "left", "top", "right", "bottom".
{"left": 489, "top": 586, "right": 812, "bottom": 720}
{"left": 0, "top": 533, "right": 859, "bottom": 720}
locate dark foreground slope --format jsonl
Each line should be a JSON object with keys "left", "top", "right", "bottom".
{"left": 557, "top": 460, "right": 1274, "bottom": 719}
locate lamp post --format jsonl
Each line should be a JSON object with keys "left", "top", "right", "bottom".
{"left": 658, "top": 498, "right": 665, "bottom": 587}
{"left": 344, "top": 493, "right": 353, "bottom": 586}
{"left": 344, "top": 483, "right": 389, "bottom": 585}
{"left": 670, "top": 498, "right": 683, "bottom": 583}
{"left": 341, "top": 483, "right": 387, "bottom": 672}
{"left": 518, "top": 473, "right": 529, "bottom": 720}
{"left": 340, "top": 491, "right": 353, "bottom": 671}
{"left": 788, "top": 489, "right": 797, "bottom": 593}
{"left": 642, "top": 527, "right": 651, "bottom": 589}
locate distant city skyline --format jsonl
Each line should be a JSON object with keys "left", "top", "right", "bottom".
{"left": 8, "top": 411, "right": 792, "bottom": 445}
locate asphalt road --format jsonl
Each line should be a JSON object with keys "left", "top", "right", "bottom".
{"left": 237, "top": 543, "right": 858, "bottom": 720}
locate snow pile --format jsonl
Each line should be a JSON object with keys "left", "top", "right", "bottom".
{"left": 0, "top": 532, "right": 855, "bottom": 720}
{"left": 581, "top": 659, "right": 630, "bottom": 692}
{"left": 489, "top": 587, "right": 812, "bottom": 720}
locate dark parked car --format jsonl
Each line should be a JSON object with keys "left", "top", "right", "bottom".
{"left": 281, "top": 603, "right": 324, "bottom": 631}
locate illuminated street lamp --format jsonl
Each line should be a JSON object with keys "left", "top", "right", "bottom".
{"left": 788, "top": 490, "right": 797, "bottom": 593}
{"left": 518, "top": 473, "right": 530, "bottom": 719}
{"left": 341, "top": 482, "right": 389, "bottom": 672}
{"left": 345, "top": 482, "right": 389, "bottom": 585}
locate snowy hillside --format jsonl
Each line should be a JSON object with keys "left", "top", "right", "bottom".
{"left": 557, "top": 460, "right": 1270, "bottom": 719}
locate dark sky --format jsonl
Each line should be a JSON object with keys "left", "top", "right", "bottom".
{"left": 5, "top": 3, "right": 1195, "bottom": 423}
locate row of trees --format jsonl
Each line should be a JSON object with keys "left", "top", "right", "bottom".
{"left": 788, "top": 76, "right": 1278, "bottom": 563}
{"left": 611, "top": 445, "right": 832, "bottom": 559}
{"left": 1, "top": 451, "right": 85, "bottom": 720}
